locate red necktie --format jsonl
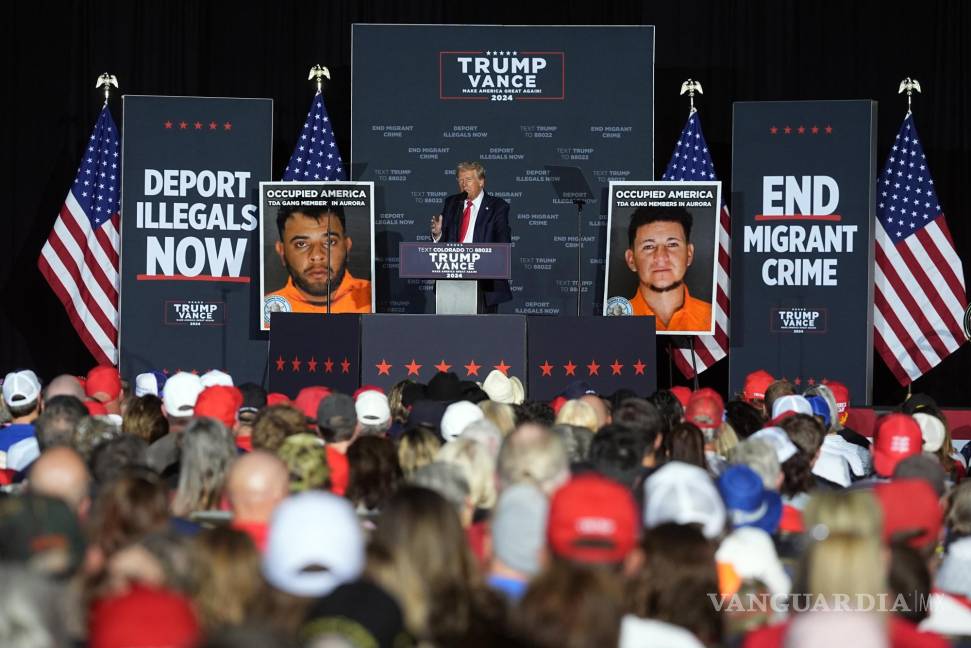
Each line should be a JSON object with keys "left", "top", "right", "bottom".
{"left": 457, "top": 199, "right": 473, "bottom": 242}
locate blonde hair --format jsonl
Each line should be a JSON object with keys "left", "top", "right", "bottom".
{"left": 714, "top": 423, "right": 739, "bottom": 458}
{"left": 799, "top": 490, "right": 885, "bottom": 605}
{"left": 479, "top": 400, "right": 516, "bottom": 437}
{"left": 437, "top": 437, "right": 498, "bottom": 510}
{"left": 456, "top": 161, "right": 485, "bottom": 180}
{"left": 554, "top": 399, "right": 599, "bottom": 433}
{"left": 397, "top": 427, "right": 441, "bottom": 479}
{"left": 190, "top": 527, "right": 263, "bottom": 629}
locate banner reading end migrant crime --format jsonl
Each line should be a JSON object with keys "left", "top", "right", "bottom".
{"left": 730, "top": 101, "right": 877, "bottom": 404}
{"left": 119, "top": 96, "right": 272, "bottom": 384}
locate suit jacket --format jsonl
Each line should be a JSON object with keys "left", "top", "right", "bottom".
{"left": 438, "top": 192, "right": 512, "bottom": 306}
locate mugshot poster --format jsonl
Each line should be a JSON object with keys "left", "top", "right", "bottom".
{"left": 730, "top": 100, "right": 876, "bottom": 404}
{"left": 259, "top": 181, "right": 375, "bottom": 330}
{"left": 119, "top": 95, "right": 272, "bottom": 384}
{"left": 352, "top": 24, "right": 654, "bottom": 316}
{"left": 603, "top": 181, "right": 720, "bottom": 336}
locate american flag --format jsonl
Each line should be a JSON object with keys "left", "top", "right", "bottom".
{"left": 874, "top": 114, "right": 967, "bottom": 385}
{"left": 661, "top": 112, "right": 731, "bottom": 378}
{"left": 283, "top": 91, "right": 346, "bottom": 181}
{"left": 38, "top": 105, "right": 121, "bottom": 366}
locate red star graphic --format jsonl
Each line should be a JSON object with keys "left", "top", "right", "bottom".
{"left": 586, "top": 360, "right": 601, "bottom": 376}
{"left": 209, "top": 121, "right": 218, "bottom": 130}
{"left": 223, "top": 121, "right": 232, "bottom": 131}
{"left": 405, "top": 359, "right": 422, "bottom": 376}
{"left": 494, "top": 360, "right": 511, "bottom": 375}
{"left": 807, "top": 377, "right": 816, "bottom": 386}
{"left": 194, "top": 121, "right": 203, "bottom": 130}
{"left": 291, "top": 356, "right": 301, "bottom": 372}
{"left": 769, "top": 126, "right": 778, "bottom": 135}
{"left": 434, "top": 360, "right": 452, "bottom": 373}
{"left": 164, "top": 120, "right": 173, "bottom": 129}
{"left": 824, "top": 125, "right": 833, "bottom": 134}
{"left": 323, "top": 357, "right": 334, "bottom": 373}
{"left": 341, "top": 358, "right": 351, "bottom": 374}
{"left": 610, "top": 359, "right": 624, "bottom": 376}
{"left": 811, "top": 125, "right": 820, "bottom": 134}
{"left": 539, "top": 361, "right": 554, "bottom": 377}
{"left": 783, "top": 125, "right": 792, "bottom": 134}
{"left": 162, "top": 368, "right": 170, "bottom": 375}
{"left": 307, "top": 357, "right": 318, "bottom": 372}
{"left": 190, "top": 369, "right": 199, "bottom": 375}
{"left": 797, "top": 125, "right": 806, "bottom": 135}
{"left": 632, "top": 359, "right": 646, "bottom": 375}
{"left": 464, "top": 360, "right": 482, "bottom": 377}
{"left": 564, "top": 361, "right": 577, "bottom": 376}
{"left": 794, "top": 377, "right": 802, "bottom": 386}
{"left": 376, "top": 359, "right": 392, "bottom": 376}
{"left": 179, "top": 121, "right": 188, "bottom": 130}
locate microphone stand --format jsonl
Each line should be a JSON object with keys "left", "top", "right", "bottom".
{"left": 573, "top": 198, "right": 585, "bottom": 317}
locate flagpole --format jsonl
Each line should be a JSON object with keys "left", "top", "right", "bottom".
{"left": 899, "top": 77, "right": 920, "bottom": 403}
{"left": 309, "top": 65, "right": 334, "bottom": 314}
{"left": 96, "top": 72, "right": 118, "bottom": 107}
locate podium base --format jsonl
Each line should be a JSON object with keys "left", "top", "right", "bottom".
{"left": 436, "top": 279, "right": 479, "bottom": 314}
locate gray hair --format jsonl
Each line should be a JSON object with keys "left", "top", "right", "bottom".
{"left": 729, "top": 438, "right": 782, "bottom": 490}
{"left": 0, "top": 564, "right": 68, "bottom": 648}
{"left": 410, "top": 461, "right": 470, "bottom": 517}
{"left": 72, "top": 415, "right": 122, "bottom": 462}
{"left": 497, "top": 423, "right": 569, "bottom": 495}
{"left": 551, "top": 423, "right": 594, "bottom": 464}
{"left": 172, "top": 418, "right": 237, "bottom": 516}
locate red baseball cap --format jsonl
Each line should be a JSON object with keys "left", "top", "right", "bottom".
{"left": 86, "top": 366, "right": 122, "bottom": 403}
{"left": 669, "top": 386, "right": 692, "bottom": 409}
{"left": 84, "top": 400, "right": 109, "bottom": 416}
{"left": 872, "top": 414, "right": 922, "bottom": 477}
{"left": 685, "top": 393, "right": 724, "bottom": 432}
{"left": 825, "top": 381, "right": 851, "bottom": 424}
{"left": 353, "top": 384, "right": 385, "bottom": 400}
{"left": 547, "top": 474, "right": 638, "bottom": 564}
{"left": 194, "top": 385, "right": 243, "bottom": 428}
{"left": 743, "top": 370, "right": 774, "bottom": 403}
{"left": 294, "top": 386, "right": 333, "bottom": 421}
{"left": 89, "top": 585, "right": 200, "bottom": 648}
{"left": 550, "top": 395, "right": 568, "bottom": 415}
{"left": 873, "top": 479, "right": 942, "bottom": 549}
{"left": 266, "top": 392, "right": 290, "bottom": 406}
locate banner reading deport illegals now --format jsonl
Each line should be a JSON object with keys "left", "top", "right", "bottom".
{"left": 730, "top": 100, "right": 877, "bottom": 404}
{"left": 119, "top": 96, "right": 272, "bottom": 383}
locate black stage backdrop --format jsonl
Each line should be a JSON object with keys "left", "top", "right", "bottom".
{"left": 3, "top": 1, "right": 969, "bottom": 406}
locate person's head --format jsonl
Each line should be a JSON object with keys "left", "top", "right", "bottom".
{"left": 588, "top": 423, "right": 652, "bottom": 487}
{"left": 436, "top": 437, "right": 497, "bottom": 510}
{"left": 763, "top": 379, "right": 796, "bottom": 419}
{"left": 275, "top": 205, "right": 352, "bottom": 300}
{"left": 346, "top": 435, "right": 402, "bottom": 512}
{"left": 514, "top": 400, "right": 556, "bottom": 428}
{"left": 729, "top": 438, "right": 783, "bottom": 491}
{"left": 497, "top": 423, "right": 569, "bottom": 495}
{"left": 34, "top": 394, "right": 87, "bottom": 450}
{"left": 798, "top": 490, "right": 885, "bottom": 603}
{"left": 554, "top": 399, "right": 599, "bottom": 432}
{"left": 172, "top": 418, "right": 237, "bottom": 516}
{"left": 274, "top": 434, "right": 331, "bottom": 494}
{"left": 355, "top": 390, "right": 392, "bottom": 436}
{"left": 725, "top": 399, "right": 765, "bottom": 439}
{"left": 190, "top": 527, "right": 264, "bottom": 630}
{"left": 387, "top": 379, "right": 414, "bottom": 424}
{"left": 947, "top": 480, "right": 971, "bottom": 542}
{"left": 72, "top": 415, "right": 122, "bottom": 462}
{"left": 872, "top": 413, "right": 922, "bottom": 478}
{"left": 662, "top": 421, "right": 707, "bottom": 469}
{"left": 491, "top": 483, "right": 549, "bottom": 578}
{"left": 89, "top": 435, "right": 150, "bottom": 487}
{"left": 551, "top": 423, "right": 594, "bottom": 465}
{"left": 625, "top": 206, "right": 695, "bottom": 295}
{"left": 252, "top": 404, "right": 306, "bottom": 452}
{"left": 42, "top": 374, "right": 86, "bottom": 404}
{"left": 455, "top": 161, "right": 486, "bottom": 201}
{"left": 478, "top": 399, "right": 517, "bottom": 437}
{"left": 804, "top": 384, "right": 840, "bottom": 434}
{"left": 316, "top": 394, "right": 357, "bottom": 444}
{"left": 645, "top": 391, "right": 683, "bottom": 436}
{"left": 28, "top": 446, "right": 92, "bottom": 517}
{"left": 89, "top": 472, "right": 170, "bottom": 558}
{"left": 86, "top": 366, "right": 124, "bottom": 415}
{"left": 409, "top": 461, "right": 472, "bottom": 525}
{"left": 625, "top": 522, "right": 722, "bottom": 645}
{"left": 2, "top": 369, "right": 42, "bottom": 420}
{"left": 235, "top": 383, "right": 267, "bottom": 437}
{"left": 121, "top": 395, "right": 168, "bottom": 445}
{"left": 547, "top": 474, "right": 639, "bottom": 566}
{"left": 396, "top": 427, "right": 442, "bottom": 479}
{"left": 643, "top": 461, "right": 727, "bottom": 540}
{"left": 779, "top": 413, "right": 825, "bottom": 497}
{"left": 226, "top": 451, "right": 289, "bottom": 522}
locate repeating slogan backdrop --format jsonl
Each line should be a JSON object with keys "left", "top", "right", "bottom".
{"left": 119, "top": 96, "right": 272, "bottom": 384}
{"left": 352, "top": 25, "right": 654, "bottom": 316}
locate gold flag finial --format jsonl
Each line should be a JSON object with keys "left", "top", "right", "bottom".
{"left": 95, "top": 73, "right": 118, "bottom": 105}
{"left": 898, "top": 78, "right": 921, "bottom": 115}
{"left": 680, "top": 79, "right": 703, "bottom": 114}
{"left": 308, "top": 65, "right": 331, "bottom": 94}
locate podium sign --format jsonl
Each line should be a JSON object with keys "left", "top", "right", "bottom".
{"left": 398, "top": 243, "right": 512, "bottom": 280}
{"left": 730, "top": 101, "right": 877, "bottom": 404}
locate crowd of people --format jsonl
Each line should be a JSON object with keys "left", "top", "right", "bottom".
{"left": 0, "top": 363, "right": 970, "bottom": 648}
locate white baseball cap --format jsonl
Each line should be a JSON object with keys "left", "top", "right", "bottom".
{"left": 263, "top": 491, "right": 364, "bottom": 597}
{"left": 200, "top": 369, "right": 234, "bottom": 388}
{"left": 750, "top": 427, "right": 799, "bottom": 463}
{"left": 162, "top": 372, "right": 204, "bottom": 417}
{"left": 355, "top": 390, "right": 391, "bottom": 427}
{"left": 2, "top": 370, "right": 42, "bottom": 408}
{"left": 643, "top": 461, "right": 727, "bottom": 539}
{"left": 440, "top": 400, "right": 484, "bottom": 442}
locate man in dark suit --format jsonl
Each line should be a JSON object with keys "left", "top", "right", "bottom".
{"left": 430, "top": 161, "right": 512, "bottom": 311}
